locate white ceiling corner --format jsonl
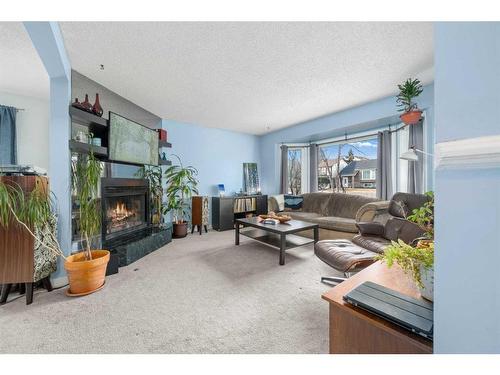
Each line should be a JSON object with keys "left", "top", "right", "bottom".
{"left": 0, "top": 22, "right": 49, "bottom": 99}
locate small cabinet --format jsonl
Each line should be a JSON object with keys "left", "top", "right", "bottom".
{"left": 212, "top": 195, "right": 268, "bottom": 231}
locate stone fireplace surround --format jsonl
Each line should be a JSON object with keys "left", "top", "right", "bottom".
{"left": 101, "top": 177, "right": 171, "bottom": 267}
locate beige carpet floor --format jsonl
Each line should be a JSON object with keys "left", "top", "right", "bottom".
{"left": 0, "top": 230, "right": 339, "bottom": 353}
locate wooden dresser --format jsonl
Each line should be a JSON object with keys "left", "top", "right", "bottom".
{"left": 322, "top": 261, "right": 433, "bottom": 354}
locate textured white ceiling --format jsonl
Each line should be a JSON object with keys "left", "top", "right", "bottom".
{"left": 0, "top": 22, "right": 49, "bottom": 98}
{"left": 60, "top": 22, "right": 433, "bottom": 135}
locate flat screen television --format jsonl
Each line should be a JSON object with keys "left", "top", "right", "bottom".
{"left": 108, "top": 112, "right": 159, "bottom": 166}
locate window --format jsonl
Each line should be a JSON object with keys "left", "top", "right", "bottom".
{"left": 317, "top": 137, "right": 378, "bottom": 198}
{"left": 361, "top": 169, "right": 376, "bottom": 180}
{"left": 287, "top": 147, "right": 309, "bottom": 195}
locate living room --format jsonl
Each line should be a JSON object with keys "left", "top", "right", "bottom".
{"left": 1, "top": 2, "right": 499, "bottom": 372}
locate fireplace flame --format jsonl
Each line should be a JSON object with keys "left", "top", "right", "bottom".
{"left": 112, "top": 202, "right": 135, "bottom": 222}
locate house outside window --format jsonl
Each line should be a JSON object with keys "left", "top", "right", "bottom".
{"left": 318, "top": 138, "right": 378, "bottom": 198}
{"left": 361, "top": 169, "right": 376, "bottom": 180}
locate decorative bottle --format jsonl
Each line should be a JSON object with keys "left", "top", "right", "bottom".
{"left": 81, "top": 94, "right": 92, "bottom": 112}
{"left": 92, "top": 93, "right": 103, "bottom": 117}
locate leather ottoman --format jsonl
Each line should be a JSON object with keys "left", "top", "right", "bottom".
{"left": 314, "top": 239, "right": 378, "bottom": 273}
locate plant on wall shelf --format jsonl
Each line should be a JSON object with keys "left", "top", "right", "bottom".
{"left": 163, "top": 154, "right": 199, "bottom": 238}
{"left": 396, "top": 78, "right": 423, "bottom": 125}
{"left": 377, "top": 191, "right": 434, "bottom": 300}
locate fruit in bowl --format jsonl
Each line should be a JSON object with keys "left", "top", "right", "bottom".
{"left": 259, "top": 213, "right": 292, "bottom": 223}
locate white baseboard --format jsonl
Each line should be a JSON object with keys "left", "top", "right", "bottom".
{"left": 435, "top": 134, "right": 500, "bottom": 170}
{"left": 50, "top": 275, "right": 68, "bottom": 288}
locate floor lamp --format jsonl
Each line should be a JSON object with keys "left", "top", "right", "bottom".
{"left": 400, "top": 146, "right": 433, "bottom": 161}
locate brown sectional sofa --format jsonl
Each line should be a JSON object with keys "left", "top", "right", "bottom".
{"left": 268, "top": 192, "right": 390, "bottom": 240}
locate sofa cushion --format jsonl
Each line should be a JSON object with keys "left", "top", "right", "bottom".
{"left": 356, "top": 221, "right": 385, "bottom": 236}
{"left": 352, "top": 234, "right": 391, "bottom": 254}
{"left": 284, "top": 194, "right": 303, "bottom": 210}
{"left": 389, "top": 192, "right": 430, "bottom": 218}
{"left": 301, "top": 193, "right": 332, "bottom": 215}
{"left": 286, "top": 211, "right": 322, "bottom": 222}
{"left": 314, "top": 239, "right": 378, "bottom": 272}
{"left": 384, "top": 217, "right": 426, "bottom": 244}
{"left": 328, "top": 193, "right": 379, "bottom": 218}
{"left": 313, "top": 216, "right": 358, "bottom": 233}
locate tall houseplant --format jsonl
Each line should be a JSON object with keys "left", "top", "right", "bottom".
{"left": 377, "top": 191, "right": 434, "bottom": 300}
{"left": 65, "top": 148, "right": 110, "bottom": 295}
{"left": 0, "top": 176, "right": 65, "bottom": 260}
{"left": 163, "top": 155, "right": 199, "bottom": 238}
{"left": 397, "top": 78, "right": 423, "bottom": 125}
{"left": 136, "top": 165, "right": 163, "bottom": 226}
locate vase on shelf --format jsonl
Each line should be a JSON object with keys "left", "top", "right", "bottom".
{"left": 71, "top": 98, "right": 84, "bottom": 110}
{"left": 92, "top": 93, "right": 103, "bottom": 117}
{"left": 81, "top": 94, "right": 93, "bottom": 113}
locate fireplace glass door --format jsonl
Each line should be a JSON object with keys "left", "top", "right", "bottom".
{"left": 104, "top": 194, "right": 147, "bottom": 237}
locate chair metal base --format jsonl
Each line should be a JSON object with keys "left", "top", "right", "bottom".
{"left": 321, "top": 276, "right": 346, "bottom": 286}
{"left": 321, "top": 272, "right": 352, "bottom": 286}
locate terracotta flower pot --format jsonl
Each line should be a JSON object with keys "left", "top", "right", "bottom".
{"left": 173, "top": 222, "right": 188, "bottom": 238}
{"left": 64, "top": 250, "right": 110, "bottom": 296}
{"left": 400, "top": 110, "right": 423, "bottom": 125}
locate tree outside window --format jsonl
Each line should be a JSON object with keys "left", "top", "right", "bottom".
{"left": 288, "top": 148, "right": 302, "bottom": 195}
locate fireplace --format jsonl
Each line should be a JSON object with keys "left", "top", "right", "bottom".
{"left": 101, "top": 178, "right": 150, "bottom": 244}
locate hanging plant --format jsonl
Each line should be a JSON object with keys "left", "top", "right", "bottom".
{"left": 396, "top": 78, "right": 423, "bottom": 125}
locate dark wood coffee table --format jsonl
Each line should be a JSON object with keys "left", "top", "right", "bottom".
{"left": 235, "top": 217, "right": 319, "bottom": 265}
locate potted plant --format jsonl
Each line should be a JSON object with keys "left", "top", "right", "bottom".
{"left": 377, "top": 191, "right": 434, "bottom": 300}
{"left": 163, "top": 155, "right": 199, "bottom": 238}
{"left": 397, "top": 78, "right": 423, "bottom": 125}
{"left": 136, "top": 165, "right": 163, "bottom": 226}
{"left": 0, "top": 176, "right": 65, "bottom": 262}
{"left": 65, "top": 148, "right": 109, "bottom": 295}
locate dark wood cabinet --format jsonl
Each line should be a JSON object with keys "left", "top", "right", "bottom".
{"left": 191, "top": 196, "right": 209, "bottom": 234}
{"left": 211, "top": 195, "right": 268, "bottom": 231}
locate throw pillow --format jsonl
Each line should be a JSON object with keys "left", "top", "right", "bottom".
{"left": 356, "top": 222, "right": 385, "bottom": 236}
{"left": 284, "top": 195, "right": 303, "bottom": 210}
{"left": 273, "top": 194, "right": 285, "bottom": 212}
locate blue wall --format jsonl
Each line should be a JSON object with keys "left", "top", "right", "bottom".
{"left": 258, "top": 84, "right": 434, "bottom": 194}
{"left": 161, "top": 119, "right": 260, "bottom": 197}
{"left": 24, "top": 22, "right": 72, "bottom": 283}
{"left": 434, "top": 22, "right": 500, "bottom": 353}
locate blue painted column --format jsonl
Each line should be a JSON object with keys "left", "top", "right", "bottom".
{"left": 434, "top": 22, "right": 500, "bottom": 353}
{"left": 24, "top": 22, "right": 72, "bottom": 284}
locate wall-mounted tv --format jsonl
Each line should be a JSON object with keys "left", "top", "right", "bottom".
{"left": 108, "top": 112, "right": 159, "bottom": 166}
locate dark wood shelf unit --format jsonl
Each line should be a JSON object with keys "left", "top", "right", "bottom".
{"left": 69, "top": 106, "right": 173, "bottom": 168}
{"left": 159, "top": 140, "right": 172, "bottom": 148}
{"left": 69, "top": 140, "right": 108, "bottom": 159}
{"left": 158, "top": 159, "right": 172, "bottom": 166}
{"left": 70, "top": 106, "right": 108, "bottom": 132}
{"left": 212, "top": 195, "right": 267, "bottom": 231}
